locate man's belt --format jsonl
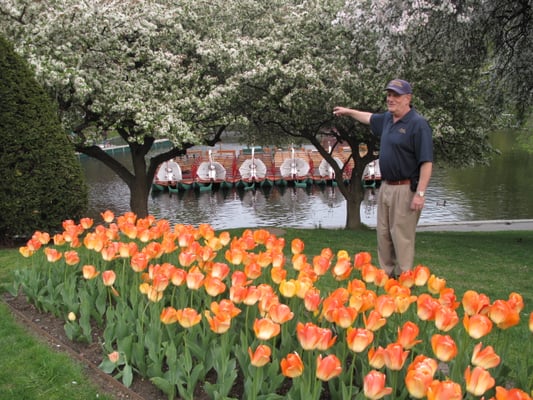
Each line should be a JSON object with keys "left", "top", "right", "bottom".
{"left": 385, "top": 179, "right": 410, "bottom": 185}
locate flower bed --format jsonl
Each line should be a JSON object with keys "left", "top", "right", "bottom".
{"left": 11, "top": 211, "right": 533, "bottom": 399}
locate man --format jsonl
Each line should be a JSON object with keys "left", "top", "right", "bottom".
{"left": 333, "top": 79, "right": 433, "bottom": 278}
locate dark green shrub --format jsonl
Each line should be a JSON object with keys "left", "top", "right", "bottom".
{"left": 0, "top": 36, "right": 88, "bottom": 244}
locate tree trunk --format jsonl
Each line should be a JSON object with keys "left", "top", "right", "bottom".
{"left": 344, "top": 183, "right": 366, "bottom": 230}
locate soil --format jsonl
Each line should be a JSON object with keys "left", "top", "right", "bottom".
{"left": 2, "top": 292, "right": 167, "bottom": 400}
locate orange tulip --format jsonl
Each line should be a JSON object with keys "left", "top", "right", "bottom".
{"left": 463, "top": 314, "right": 493, "bottom": 339}
{"left": 431, "top": 334, "right": 457, "bottom": 362}
{"left": 364, "top": 310, "right": 387, "bottom": 332}
{"left": 462, "top": 290, "right": 491, "bottom": 316}
{"left": 280, "top": 352, "right": 304, "bottom": 378}
{"left": 253, "top": 318, "right": 281, "bottom": 341}
{"left": 384, "top": 342, "right": 409, "bottom": 370}
{"left": 346, "top": 327, "right": 374, "bottom": 353}
{"left": 268, "top": 303, "right": 294, "bottom": 324}
{"left": 102, "top": 270, "right": 116, "bottom": 287}
{"left": 394, "top": 293, "right": 417, "bottom": 314}
{"left": 186, "top": 266, "right": 205, "bottom": 290}
{"left": 438, "top": 288, "right": 460, "bottom": 309}
{"left": 32, "top": 230, "right": 51, "bottom": 245}
{"left": 427, "top": 274, "right": 447, "bottom": 294}
{"left": 354, "top": 251, "right": 372, "bottom": 268}
{"left": 225, "top": 247, "right": 246, "bottom": 265}
{"left": 208, "top": 262, "right": 230, "bottom": 280}
{"left": 368, "top": 346, "right": 386, "bottom": 369}
{"left": 130, "top": 252, "right": 149, "bottom": 272}
{"left": 203, "top": 276, "right": 226, "bottom": 297}
{"left": 361, "top": 263, "right": 379, "bottom": 284}
{"left": 374, "top": 269, "right": 389, "bottom": 287}
{"left": 101, "top": 210, "right": 115, "bottom": 223}
{"left": 248, "top": 344, "right": 271, "bottom": 367}
{"left": 108, "top": 350, "right": 120, "bottom": 364}
{"left": 363, "top": 370, "right": 393, "bottom": 400}
{"left": 160, "top": 306, "right": 178, "bottom": 325}
{"left": 417, "top": 293, "right": 440, "bottom": 321}
{"left": 82, "top": 264, "right": 100, "bottom": 280}
{"left": 464, "top": 366, "right": 495, "bottom": 396}
{"left": 296, "top": 322, "right": 336, "bottom": 351}
{"left": 205, "top": 302, "right": 235, "bottom": 321}
{"left": 405, "top": 369, "right": 433, "bottom": 399}
{"left": 397, "top": 321, "right": 422, "bottom": 349}
{"left": 204, "top": 311, "right": 232, "bottom": 334}
{"left": 434, "top": 305, "right": 459, "bottom": 332}
{"left": 375, "top": 294, "right": 396, "bottom": 318}
{"left": 407, "top": 355, "right": 438, "bottom": 377}
{"left": 333, "top": 306, "right": 358, "bottom": 328}
{"left": 176, "top": 308, "right": 202, "bottom": 328}
{"left": 304, "top": 287, "right": 321, "bottom": 312}
{"left": 19, "top": 246, "right": 34, "bottom": 258}
{"left": 332, "top": 257, "right": 353, "bottom": 280}
{"left": 44, "top": 247, "right": 62, "bottom": 262}
{"left": 316, "top": 354, "right": 342, "bottom": 381}
{"left": 170, "top": 268, "right": 187, "bottom": 286}
{"left": 426, "top": 380, "right": 462, "bottom": 400}
{"left": 312, "top": 254, "right": 330, "bottom": 275}
{"left": 398, "top": 270, "right": 415, "bottom": 287}
{"left": 291, "top": 238, "right": 305, "bottom": 254}
{"left": 271, "top": 249, "right": 286, "bottom": 269}
{"left": 64, "top": 250, "right": 80, "bottom": 265}
{"left": 471, "top": 342, "right": 501, "bottom": 369}
{"left": 489, "top": 299, "right": 520, "bottom": 329}
{"left": 529, "top": 312, "right": 533, "bottom": 333}
{"left": 79, "top": 217, "right": 93, "bottom": 230}
{"left": 53, "top": 233, "right": 66, "bottom": 246}
{"left": 413, "top": 264, "right": 431, "bottom": 286}
{"left": 245, "top": 260, "right": 263, "bottom": 279}
{"left": 495, "top": 386, "right": 532, "bottom": 400}
{"left": 507, "top": 292, "right": 524, "bottom": 314}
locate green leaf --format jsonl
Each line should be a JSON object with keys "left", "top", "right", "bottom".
{"left": 122, "top": 364, "right": 133, "bottom": 387}
{"left": 150, "top": 377, "right": 176, "bottom": 398}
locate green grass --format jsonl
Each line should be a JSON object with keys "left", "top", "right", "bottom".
{"left": 0, "top": 302, "right": 114, "bottom": 400}
{"left": 1, "top": 228, "right": 532, "bottom": 398}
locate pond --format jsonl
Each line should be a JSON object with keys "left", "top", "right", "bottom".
{"left": 81, "top": 132, "right": 533, "bottom": 229}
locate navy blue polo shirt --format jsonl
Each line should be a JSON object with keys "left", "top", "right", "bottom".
{"left": 370, "top": 108, "right": 433, "bottom": 183}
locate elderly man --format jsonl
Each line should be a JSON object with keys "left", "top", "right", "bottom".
{"left": 333, "top": 79, "right": 433, "bottom": 278}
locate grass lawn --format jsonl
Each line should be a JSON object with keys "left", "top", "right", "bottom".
{"left": 1, "top": 228, "right": 532, "bottom": 399}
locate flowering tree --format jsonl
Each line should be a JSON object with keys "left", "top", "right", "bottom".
{"left": 0, "top": 0, "right": 243, "bottom": 217}
{"left": 1, "top": 0, "right": 528, "bottom": 229}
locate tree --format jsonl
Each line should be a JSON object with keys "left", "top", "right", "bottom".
{"left": 0, "top": 0, "right": 243, "bottom": 218}
{"left": 2, "top": 0, "right": 528, "bottom": 229}
{"left": 0, "top": 35, "right": 87, "bottom": 243}
{"left": 224, "top": 0, "right": 495, "bottom": 228}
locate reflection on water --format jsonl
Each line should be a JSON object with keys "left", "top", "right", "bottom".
{"left": 81, "top": 132, "right": 533, "bottom": 229}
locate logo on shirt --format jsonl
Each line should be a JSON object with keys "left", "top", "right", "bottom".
{"left": 399, "top": 128, "right": 406, "bottom": 134}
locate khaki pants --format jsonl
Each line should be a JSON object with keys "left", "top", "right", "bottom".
{"left": 376, "top": 183, "right": 421, "bottom": 276}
